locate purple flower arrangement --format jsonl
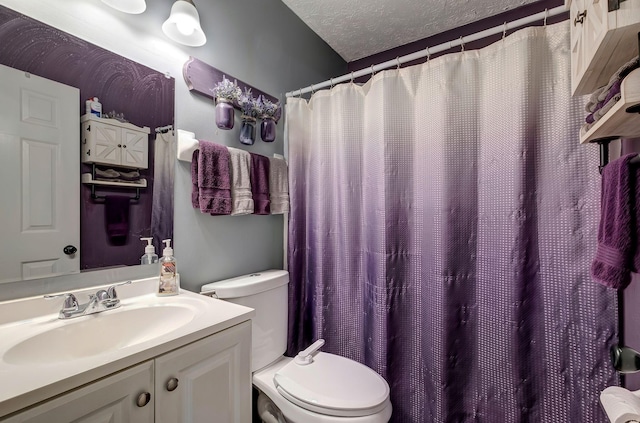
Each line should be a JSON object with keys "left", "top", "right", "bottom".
{"left": 211, "top": 76, "right": 241, "bottom": 102}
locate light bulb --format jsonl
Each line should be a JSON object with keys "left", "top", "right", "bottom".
{"left": 176, "top": 21, "right": 195, "bottom": 36}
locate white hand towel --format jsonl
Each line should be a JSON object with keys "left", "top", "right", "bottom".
{"left": 601, "top": 386, "right": 640, "bottom": 423}
{"left": 269, "top": 156, "right": 290, "bottom": 214}
{"left": 228, "top": 147, "right": 254, "bottom": 215}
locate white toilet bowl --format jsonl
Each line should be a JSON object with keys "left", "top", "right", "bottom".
{"left": 253, "top": 355, "right": 392, "bottom": 423}
{"left": 200, "top": 270, "right": 393, "bottom": 423}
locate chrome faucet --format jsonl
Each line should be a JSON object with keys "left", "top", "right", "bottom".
{"left": 45, "top": 281, "right": 132, "bottom": 319}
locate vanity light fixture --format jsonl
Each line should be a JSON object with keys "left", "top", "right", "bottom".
{"left": 162, "top": 0, "right": 207, "bottom": 47}
{"left": 101, "top": 0, "right": 146, "bottom": 14}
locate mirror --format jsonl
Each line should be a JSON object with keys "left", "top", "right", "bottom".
{"left": 0, "top": 6, "right": 175, "bottom": 283}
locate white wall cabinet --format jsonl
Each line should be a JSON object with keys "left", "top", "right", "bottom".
{"left": 567, "top": 0, "right": 640, "bottom": 96}
{"left": 81, "top": 114, "right": 150, "bottom": 169}
{"left": 2, "top": 322, "right": 251, "bottom": 423}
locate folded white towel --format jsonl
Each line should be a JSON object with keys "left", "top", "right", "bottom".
{"left": 228, "top": 147, "right": 254, "bottom": 215}
{"left": 269, "top": 156, "right": 290, "bottom": 215}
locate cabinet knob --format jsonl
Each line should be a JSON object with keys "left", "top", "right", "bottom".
{"left": 117, "top": 144, "right": 122, "bottom": 148}
{"left": 166, "top": 377, "right": 179, "bottom": 392}
{"left": 574, "top": 10, "right": 587, "bottom": 26}
{"left": 122, "top": 144, "right": 127, "bottom": 148}
{"left": 136, "top": 392, "right": 151, "bottom": 407}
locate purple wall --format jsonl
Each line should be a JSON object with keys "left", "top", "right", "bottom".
{"left": 0, "top": 6, "right": 175, "bottom": 270}
{"left": 348, "top": 0, "right": 566, "bottom": 77}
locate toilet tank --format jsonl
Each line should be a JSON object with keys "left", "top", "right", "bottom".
{"left": 201, "top": 270, "right": 289, "bottom": 372}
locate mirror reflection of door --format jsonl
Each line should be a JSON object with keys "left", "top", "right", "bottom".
{"left": 0, "top": 64, "right": 79, "bottom": 283}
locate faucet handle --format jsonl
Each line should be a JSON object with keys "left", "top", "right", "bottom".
{"left": 95, "top": 290, "right": 109, "bottom": 301}
{"left": 44, "top": 293, "right": 79, "bottom": 311}
{"left": 107, "top": 280, "right": 132, "bottom": 300}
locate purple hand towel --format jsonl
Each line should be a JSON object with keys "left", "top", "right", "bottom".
{"left": 105, "top": 195, "right": 130, "bottom": 245}
{"left": 190, "top": 141, "right": 232, "bottom": 215}
{"left": 591, "top": 153, "right": 640, "bottom": 289}
{"left": 249, "top": 153, "right": 270, "bottom": 215}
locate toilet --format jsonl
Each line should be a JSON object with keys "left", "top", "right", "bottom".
{"left": 201, "top": 270, "right": 392, "bottom": 423}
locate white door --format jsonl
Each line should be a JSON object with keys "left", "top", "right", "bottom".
{"left": 3, "top": 361, "right": 154, "bottom": 423}
{"left": 155, "top": 321, "right": 252, "bottom": 423}
{"left": 0, "top": 64, "right": 80, "bottom": 283}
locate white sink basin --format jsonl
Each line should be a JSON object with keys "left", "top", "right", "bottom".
{"left": 0, "top": 278, "right": 255, "bottom": 419}
{"left": 3, "top": 304, "right": 196, "bottom": 365}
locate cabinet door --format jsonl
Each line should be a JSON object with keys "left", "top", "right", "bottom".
{"left": 121, "top": 128, "right": 148, "bottom": 169}
{"left": 155, "top": 321, "right": 252, "bottom": 423}
{"left": 570, "top": 0, "right": 640, "bottom": 95}
{"left": 3, "top": 361, "right": 154, "bottom": 423}
{"left": 85, "top": 120, "right": 122, "bottom": 166}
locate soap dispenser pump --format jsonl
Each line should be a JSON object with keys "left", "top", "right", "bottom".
{"left": 140, "top": 237, "right": 159, "bottom": 265}
{"left": 158, "top": 239, "right": 178, "bottom": 296}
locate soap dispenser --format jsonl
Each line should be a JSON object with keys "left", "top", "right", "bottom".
{"left": 140, "top": 237, "right": 159, "bottom": 265}
{"left": 158, "top": 239, "right": 178, "bottom": 296}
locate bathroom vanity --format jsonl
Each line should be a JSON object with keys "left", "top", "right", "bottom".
{"left": 0, "top": 278, "right": 254, "bottom": 422}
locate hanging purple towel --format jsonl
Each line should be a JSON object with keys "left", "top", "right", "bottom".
{"left": 591, "top": 153, "right": 640, "bottom": 289}
{"left": 250, "top": 153, "right": 270, "bottom": 215}
{"left": 191, "top": 141, "right": 232, "bottom": 215}
{"left": 105, "top": 195, "right": 130, "bottom": 245}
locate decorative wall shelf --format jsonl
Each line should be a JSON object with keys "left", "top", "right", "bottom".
{"left": 183, "top": 57, "right": 279, "bottom": 105}
{"left": 580, "top": 68, "right": 640, "bottom": 144}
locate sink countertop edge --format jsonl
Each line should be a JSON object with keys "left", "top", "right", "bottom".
{"left": 0, "top": 279, "right": 255, "bottom": 419}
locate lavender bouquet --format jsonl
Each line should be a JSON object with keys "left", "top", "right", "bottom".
{"left": 257, "top": 96, "right": 282, "bottom": 123}
{"left": 238, "top": 88, "right": 261, "bottom": 119}
{"left": 211, "top": 76, "right": 241, "bottom": 103}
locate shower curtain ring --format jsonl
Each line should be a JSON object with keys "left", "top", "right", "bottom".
{"left": 311, "top": 84, "right": 315, "bottom": 94}
{"left": 396, "top": 57, "right": 401, "bottom": 71}
{"left": 543, "top": 8, "right": 548, "bottom": 26}
{"left": 330, "top": 78, "right": 334, "bottom": 88}
{"left": 459, "top": 36, "right": 465, "bottom": 52}
{"left": 425, "top": 47, "right": 430, "bottom": 63}
{"left": 370, "top": 64, "right": 375, "bottom": 76}
{"left": 502, "top": 22, "right": 508, "bottom": 40}
{"left": 350, "top": 71, "right": 355, "bottom": 83}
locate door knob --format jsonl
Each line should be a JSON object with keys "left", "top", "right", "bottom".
{"left": 63, "top": 245, "right": 77, "bottom": 255}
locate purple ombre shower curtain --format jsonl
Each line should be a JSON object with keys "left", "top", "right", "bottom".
{"left": 286, "top": 22, "right": 618, "bottom": 422}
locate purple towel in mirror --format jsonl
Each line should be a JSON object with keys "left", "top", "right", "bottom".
{"left": 105, "top": 195, "right": 130, "bottom": 245}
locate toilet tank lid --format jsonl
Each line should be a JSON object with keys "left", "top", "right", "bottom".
{"left": 200, "top": 270, "right": 289, "bottom": 299}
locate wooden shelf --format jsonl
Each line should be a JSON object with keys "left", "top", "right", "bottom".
{"left": 81, "top": 173, "right": 147, "bottom": 188}
{"left": 580, "top": 68, "right": 640, "bottom": 144}
{"left": 81, "top": 114, "right": 150, "bottom": 133}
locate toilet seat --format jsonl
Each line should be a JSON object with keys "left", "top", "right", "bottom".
{"left": 273, "top": 352, "right": 390, "bottom": 418}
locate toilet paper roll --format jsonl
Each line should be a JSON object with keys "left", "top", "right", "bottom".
{"left": 601, "top": 386, "right": 640, "bottom": 423}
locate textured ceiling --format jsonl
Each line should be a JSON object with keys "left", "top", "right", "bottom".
{"left": 280, "top": 0, "right": 543, "bottom": 62}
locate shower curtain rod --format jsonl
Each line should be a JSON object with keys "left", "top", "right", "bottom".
{"left": 286, "top": 5, "right": 566, "bottom": 98}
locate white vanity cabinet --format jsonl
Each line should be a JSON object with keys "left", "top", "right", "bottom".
{"left": 81, "top": 114, "right": 150, "bottom": 169}
{"left": 2, "top": 321, "right": 252, "bottom": 423}
{"left": 3, "top": 361, "right": 155, "bottom": 423}
{"left": 567, "top": 0, "right": 640, "bottom": 95}
{"left": 155, "top": 321, "right": 252, "bottom": 423}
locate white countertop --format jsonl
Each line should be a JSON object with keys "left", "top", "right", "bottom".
{"left": 0, "top": 277, "right": 254, "bottom": 418}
